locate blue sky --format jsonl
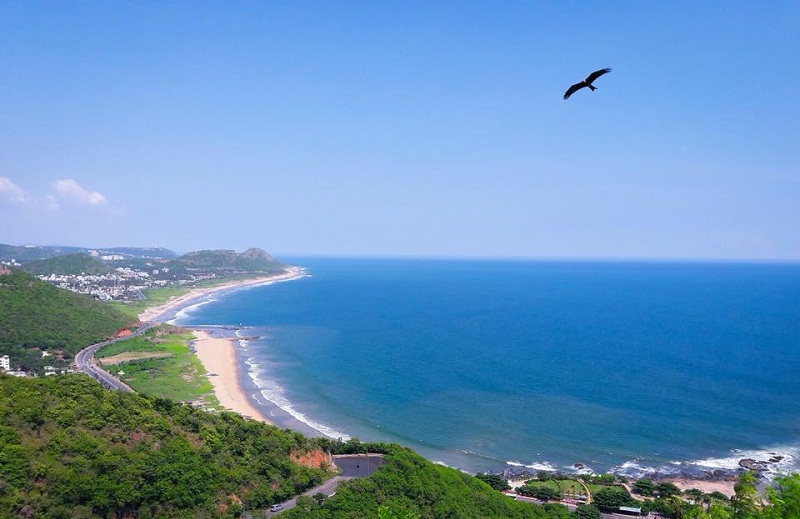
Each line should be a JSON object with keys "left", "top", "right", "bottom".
{"left": 1, "top": 2, "right": 798, "bottom": 260}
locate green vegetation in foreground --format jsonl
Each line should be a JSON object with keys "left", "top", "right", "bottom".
{"left": 96, "top": 325, "right": 219, "bottom": 407}
{"left": 0, "top": 268, "right": 131, "bottom": 373}
{"left": 287, "top": 440, "right": 561, "bottom": 519}
{"left": 0, "top": 374, "right": 331, "bottom": 518}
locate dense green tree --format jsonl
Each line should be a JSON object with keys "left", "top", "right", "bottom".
{"left": 762, "top": 473, "right": 800, "bottom": 519}
{"left": 709, "top": 491, "right": 730, "bottom": 502}
{"left": 656, "top": 482, "right": 683, "bottom": 498}
{"left": 572, "top": 504, "right": 602, "bottom": 519}
{"left": 733, "top": 471, "right": 760, "bottom": 519}
{"left": 0, "top": 269, "right": 131, "bottom": 373}
{"left": 282, "top": 448, "right": 554, "bottom": 518}
{"left": 542, "top": 502, "right": 570, "bottom": 518}
{"left": 476, "top": 473, "right": 512, "bottom": 491}
{"left": 633, "top": 479, "right": 655, "bottom": 496}
{"left": 592, "top": 486, "right": 636, "bottom": 512}
{"left": 0, "top": 375, "right": 331, "bottom": 517}
{"left": 518, "top": 484, "right": 562, "bottom": 501}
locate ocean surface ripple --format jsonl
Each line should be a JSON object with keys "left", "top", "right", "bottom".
{"left": 177, "top": 258, "right": 800, "bottom": 479}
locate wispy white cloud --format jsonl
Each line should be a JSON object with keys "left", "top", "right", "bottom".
{"left": 0, "top": 177, "right": 27, "bottom": 203}
{"left": 51, "top": 179, "right": 107, "bottom": 206}
{"left": 0, "top": 177, "right": 109, "bottom": 212}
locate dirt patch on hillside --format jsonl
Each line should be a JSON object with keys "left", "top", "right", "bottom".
{"left": 291, "top": 449, "right": 336, "bottom": 472}
{"left": 99, "top": 352, "right": 173, "bottom": 365}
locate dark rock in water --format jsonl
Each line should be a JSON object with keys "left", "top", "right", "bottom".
{"left": 738, "top": 458, "right": 768, "bottom": 471}
{"left": 769, "top": 455, "right": 784, "bottom": 463}
{"left": 574, "top": 463, "right": 585, "bottom": 470}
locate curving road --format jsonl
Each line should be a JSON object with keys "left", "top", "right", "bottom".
{"left": 74, "top": 322, "right": 158, "bottom": 391}
{"left": 268, "top": 454, "right": 385, "bottom": 515}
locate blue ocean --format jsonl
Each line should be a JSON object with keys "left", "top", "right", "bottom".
{"left": 175, "top": 259, "right": 800, "bottom": 478}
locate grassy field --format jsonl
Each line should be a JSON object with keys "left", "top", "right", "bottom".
{"left": 96, "top": 325, "right": 220, "bottom": 408}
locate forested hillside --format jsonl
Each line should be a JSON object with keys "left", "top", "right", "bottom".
{"left": 21, "top": 253, "right": 111, "bottom": 275}
{"left": 286, "top": 445, "right": 559, "bottom": 519}
{"left": 0, "top": 268, "right": 131, "bottom": 372}
{"left": 175, "top": 248, "right": 284, "bottom": 273}
{"left": 0, "top": 375, "right": 331, "bottom": 518}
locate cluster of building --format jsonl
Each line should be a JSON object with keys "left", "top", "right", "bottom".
{"left": 1, "top": 354, "right": 77, "bottom": 378}
{"left": 35, "top": 265, "right": 225, "bottom": 301}
{"left": 38, "top": 269, "right": 158, "bottom": 301}
{"left": 1, "top": 355, "right": 29, "bottom": 378}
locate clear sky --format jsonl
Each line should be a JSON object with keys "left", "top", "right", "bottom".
{"left": 1, "top": 2, "right": 798, "bottom": 260}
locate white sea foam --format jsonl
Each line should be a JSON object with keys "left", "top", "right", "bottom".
{"left": 568, "top": 464, "right": 596, "bottom": 476}
{"left": 612, "top": 460, "right": 668, "bottom": 479}
{"left": 234, "top": 329, "right": 250, "bottom": 349}
{"left": 610, "top": 445, "right": 800, "bottom": 481}
{"left": 244, "top": 356, "right": 350, "bottom": 440}
{"left": 168, "top": 298, "right": 216, "bottom": 324}
{"left": 506, "top": 460, "right": 558, "bottom": 472}
{"left": 683, "top": 446, "right": 800, "bottom": 481}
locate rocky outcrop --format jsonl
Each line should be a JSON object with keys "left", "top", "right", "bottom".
{"left": 738, "top": 458, "right": 769, "bottom": 471}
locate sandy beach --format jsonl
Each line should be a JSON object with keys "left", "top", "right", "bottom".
{"left": 136, "top": 267, "right": 305, "bottom": 424}
{"left": 137, "top": 266, "right": 305, "bottom": 323}
{"left": 667, "top": 478, "right": 737, "bottom": 498}
{"left": 192, "top": 329, "right": 272, "bottom": 423}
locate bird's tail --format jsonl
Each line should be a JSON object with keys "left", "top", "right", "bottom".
{"left": 588, "top": 85, "right": 597, "bottom": 91}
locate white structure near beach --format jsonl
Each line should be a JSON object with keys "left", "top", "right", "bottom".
{"left": 0, "top": 355, "right": 10, "bottom": 371}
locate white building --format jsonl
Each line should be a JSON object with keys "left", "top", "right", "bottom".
{"left": 0, "top": 355, "right": 10, "bottom": 371}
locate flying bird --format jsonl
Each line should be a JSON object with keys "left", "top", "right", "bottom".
{"left": 563, "top": 68, "right": 612, "bottom": 100}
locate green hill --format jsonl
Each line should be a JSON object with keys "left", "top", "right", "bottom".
{"left": 175, "top": 247, "right": 284, "bottom": 273}
{"left": 287, "top": 443, "right": 558, "bottom": 519}
{"left": 0, "top": 243, "right": 177, "bottom": 263}
{"left": 21, "top": 253, "right": 112, "bottom": 276}
{"left": 0, "top": 375, "right": 331, "bottom": 518}
{"left": 0, "top": 375, "right": 568, "bottom": 519}
{"left": 0, "top": 268, "right": 131, "bottom": 373}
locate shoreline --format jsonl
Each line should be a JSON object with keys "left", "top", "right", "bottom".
{"left": 191, "top": 329, "right": 273, "bottom": 424}
{"left": 136, "top": 267, "right": 307, "bottom": 424}
{"left": 137, "top": 266, "right": 306, "bottom": 323}
{"left": 131, "top": 265, "right": 789, "bottom": 495}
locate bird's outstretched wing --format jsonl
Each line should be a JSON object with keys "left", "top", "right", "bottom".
{"left": 563, "top": 82, "right": 585, "bottom": 100}
{"left": 584, "top": 67, "right": 612, "bottom": 84}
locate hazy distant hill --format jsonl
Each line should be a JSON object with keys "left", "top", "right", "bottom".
{"left": 21, "top": 253, "right": 112, "bottom": 276}
{"left": 0, "top": 243, "right": 176, "bottom": 263}
{"left": 175, "top": 247, "right": 285, "bottom": 273}
{"left": 0, "top": 243, "right": 85, "bottom": 262}
{"left": 103, "top": 246, "right": 177, "bottom": 259}
{"left": 0, "top": 269, "right": 131, "bottom": 373}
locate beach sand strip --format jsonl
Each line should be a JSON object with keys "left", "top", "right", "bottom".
{"left": 192, "top": 329, "right": 272, "bottom": 424}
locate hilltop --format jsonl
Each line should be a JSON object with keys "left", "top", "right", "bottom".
{"left": 174, "top": 247, "right": 284, "bottom": 273}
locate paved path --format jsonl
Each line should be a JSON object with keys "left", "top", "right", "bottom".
{"left": 268, "top": 454, "right": 385, "bottom": 515}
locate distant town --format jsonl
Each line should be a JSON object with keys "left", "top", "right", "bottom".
{"left": 0, "top": 243, "right": 286, "bottom": 378}
{"left": 0, "top": 243, "right": 284, "bottom": 302}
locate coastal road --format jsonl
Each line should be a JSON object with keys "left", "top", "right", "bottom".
{"left": 74, "top": 322, "right": 158, "bottom": 391}
{"left": 268, "top": 454, "right": 385, "bottom": 516}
